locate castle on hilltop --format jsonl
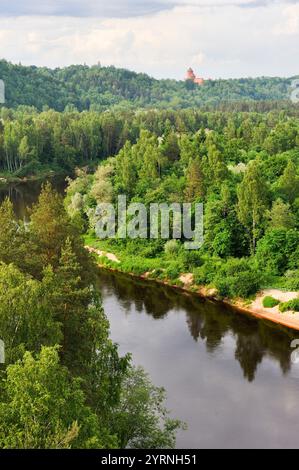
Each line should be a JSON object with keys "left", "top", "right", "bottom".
{"left": 185, "top": 68, "right": 204, "bottom": 85}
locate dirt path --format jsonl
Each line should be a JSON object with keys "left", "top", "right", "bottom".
{"left": 85, "top": 246, "right": 120, "bottom": 263}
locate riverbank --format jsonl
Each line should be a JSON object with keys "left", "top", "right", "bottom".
{"left": 0, "top": 168, "right": 59, "bottom": 188}
{"left": 86, "top": 244, "right": 299, "bottom": 332}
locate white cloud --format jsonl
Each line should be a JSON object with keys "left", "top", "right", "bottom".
{"left": 274, "top": 3, "right": 299, "bottom": 34}
{"left": 0, "top": 1, "right": 298, "bottom": 79}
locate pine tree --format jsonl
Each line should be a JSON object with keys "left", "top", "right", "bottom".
{"left": 53, "top": 237, "right": 90, "bottom": 373}
{"left": 277, "top": 160, "right": 299, "bottom": 203}
{"left": 184, "top": 157, "right": 205, "bottom": 201}
{"left": 29, "top": 182, "right": 94, "bottom": 283}
{"left": 268, "top": 198, "right": 296, "bottom": 229}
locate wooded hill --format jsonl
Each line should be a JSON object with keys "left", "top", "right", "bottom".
{"left": 0, "top": 60, "right": 297, "bottom": 111}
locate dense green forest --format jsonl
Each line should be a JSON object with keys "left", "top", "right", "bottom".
{"left": 1, "top": 65, "right": 299, "bottom": 447}
{"left": 61, "top": 107, "right": 299, "bottom": 308}
{"left": 1, "top": 106, "right": 299, "bottom": 178}
{"left": 0, "top": 184, "right": 184, "bottom": 448}
{"left": 1, "top": 104, "right": 299, "bottom": 305}
{"left": 0, "top": 60, "right": 297, "bottom": 111}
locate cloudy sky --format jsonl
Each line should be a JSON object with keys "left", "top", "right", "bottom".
{"left": 0, "top": 0, "right": 298, "bottom": 79}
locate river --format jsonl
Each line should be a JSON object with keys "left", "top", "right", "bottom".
{"left": 3, "top": 182, "right": 299, "bottom": 448}
{"left": 97, "top": 269, "right": 299, "bottom": 449}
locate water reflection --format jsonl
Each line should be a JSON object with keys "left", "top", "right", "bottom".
{"left": 97, "top": 269, "right": 299, "bottom": 448}
{"left": 98, "top": 269, "right": 295, "bottom": 383}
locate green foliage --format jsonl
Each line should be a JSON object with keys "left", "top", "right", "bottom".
{"left": 180, "top": 250, "right": 203, "bottom": 270}
{"left": 0, "top": 347, "right": 116, "bottom": 449}
{"left": 256, "top": 229, "right": 299, "bottom": 275}
{"left": 279, "top": 298, "right": 299, "bottom": 313}
{"left": 0, "top": 60, "right": 295, "bottom": 112}
{"left": 214, "top": 258, "right": 262, "bottom": 298}
{"left": 110, "top": 366, "right": 185, "bottom": 449}
{"left": 237, "top": 160, "right": 269, "bottom": 252}
{"left": 164, "top": 239, "right": 180, "bottom": 256}
{"left": 0, "top": 186, "right": 183, "bottom": 449}
{"left": 193, "top": 259, "right": 221, "bottom": 285}
{"left": 268, "top": 198, "right": 296, "bottom": 230}
{"left": 283, "top": 270, "right": 299, "bottom": 290}
{"left": 0, "top": 263, "right": 62, "bottom": 364}
{"left": 262, "top": 296, "right": 280, "bottom": 308}
{"left": 165, "top": 262, "right": 182, "bottom": 280}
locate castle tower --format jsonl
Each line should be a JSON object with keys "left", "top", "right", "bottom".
{"left": 185, "top": 67, "right": 204, "bottom": 86}
{"left": 186, "top": 67, "right": 196, "bottom": 81}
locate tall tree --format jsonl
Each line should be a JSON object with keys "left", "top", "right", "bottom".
{"left": 237, "top": 161, "right": 269, "bottom": 252}
{"left": 184, "top": 157, "right": 205, "bottom": 201}
{"left": 277, "top": 160, "right": 299, "bottom": 203}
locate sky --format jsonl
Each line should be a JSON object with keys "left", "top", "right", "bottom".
{"left": 0, "top": 0, "right": 298, "bottom": 79}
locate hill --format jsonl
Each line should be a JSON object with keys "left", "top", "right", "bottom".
{"left": 0, "top": 60, "right": 297, "bottom": 111}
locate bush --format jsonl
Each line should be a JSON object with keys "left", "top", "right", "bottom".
{"left": 150, "top": 268, "right": 165, "bottom": 279}
{"left": 283, "top": 270, "right": 299, "bottom": 290}
{"left": 256, "top": 229, "right": 299, "bottom": 276}
{"left": 263, "top": 296, "right": 280, "bottom": 308}
{"left": 125, "top": 240, "right": 164, "bottom": 258}
{"left": 180, "top": 250, "right": 203, "bottom": 270}
{"left": 214, "top": 258, "right": 262, "bottom": 298}
{"left": 165, "top": 262, "right": 182, "bottom": 280}
{"left": 193, "top": 259, "right": 221, "bottom": 285}
{"left": 279, "top": 298, "right": 299, "bottom": 313}
{"left": 120, "top": 257, "right": 158, "bottom": 276}
{"left": 164, "top": 239, "right": 180, "bottom": 256}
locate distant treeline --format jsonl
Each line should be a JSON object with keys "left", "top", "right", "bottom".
{"left": 0, "top": 60, "right": 298, "bottom": 111}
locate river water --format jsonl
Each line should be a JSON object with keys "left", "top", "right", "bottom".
{"left": 97, "top": 269, "right": 299, "bottom": 449}
{"left": 3, "top": 182, "right": 299, "bottom": 449}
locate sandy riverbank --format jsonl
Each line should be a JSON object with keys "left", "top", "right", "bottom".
{"left": 242, "top": 289, "right": 299, "bottom": 331}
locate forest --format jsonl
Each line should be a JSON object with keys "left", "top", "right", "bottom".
{"left": 0, "top": 60, "right": 297, "bottom": 111}
{"left": 1, "top": 104, "right": 299, "bottom": 305}
{"left": 1, "top": 75, "right": 299, "bottom": 448}
{"left": 59, "top": 106, "right": 299, "bottom": 308}
{"left": 1, "top": 105, "right": 299, "bottom": 178}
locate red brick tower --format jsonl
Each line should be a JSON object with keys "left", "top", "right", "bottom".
{"left": 186, "top": 67, "right": 196, "bottom": 81}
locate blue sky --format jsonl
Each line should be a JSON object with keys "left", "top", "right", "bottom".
{"left": 0, "top": 0, "right": 298, "bottom": 78}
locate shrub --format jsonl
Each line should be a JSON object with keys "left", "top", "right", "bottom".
{"left": 279, "top": 298, "right": 299, "bottom": 313}
{"left": 193, "top": 259, "right": 220, "bottom": 285}
{"left": 165, "top": 262, "right": 182, "bottom": 280}
{"left": 256, "top": 229, "right": 299, "bottom": 276}
{"left": 283, "top": 270, "right": 299, "bottom": 290}
{"left": 214, "top": 258, "right": 262, "bottom": 298}
{"left": 164, "top": 240, "right": 180, "bottom": 256}
{"left": 263, "top": 296, "right": 280, "bottom": 308}
{"left": 150, "top": 268, "right": 165, "bottom": 279}
{"left": 180, "top": 250, "right": 203, "bottom": 270}
{"left": 120, "top": 258, "right": 158, "bottom": 276}
{"left": 125, "top": 240, "right": 164, "bottom": 258}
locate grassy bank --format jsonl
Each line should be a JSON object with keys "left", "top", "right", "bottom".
{"left": 84, "top": 234, "right": 259, "bottom": 299}
{"left": 84, "top": 234, "right": 299, "bottom": 331}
